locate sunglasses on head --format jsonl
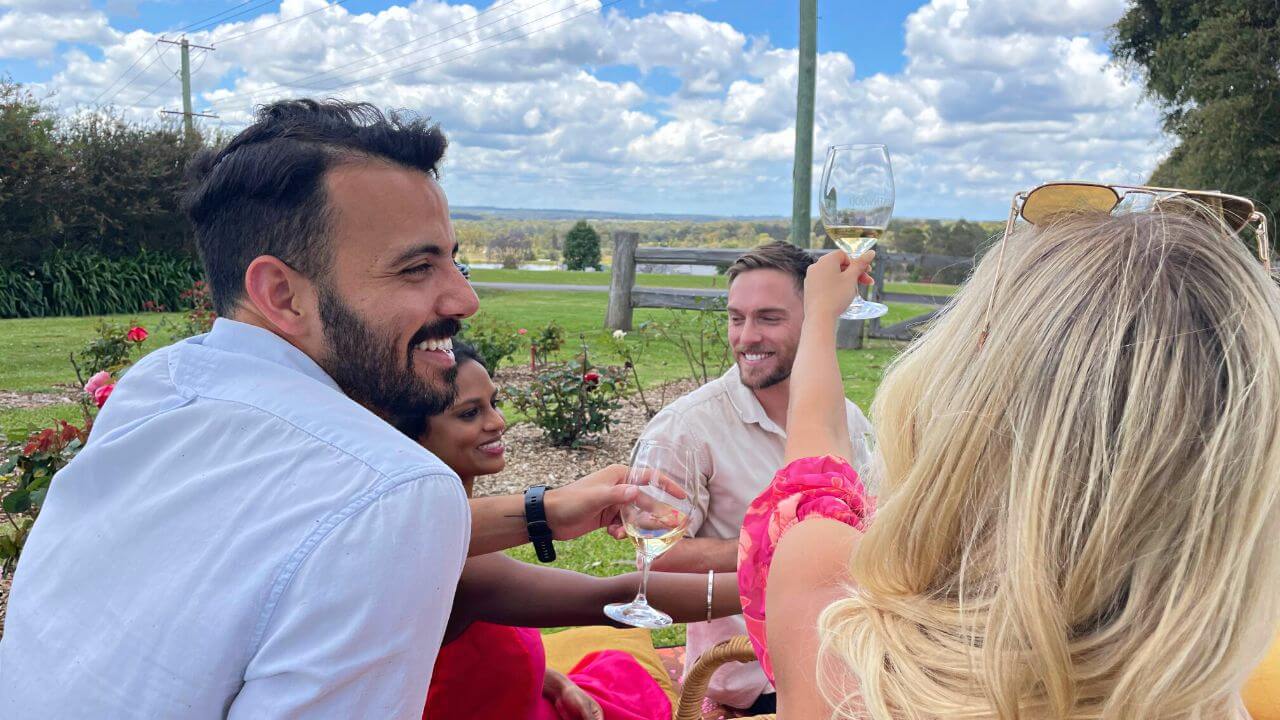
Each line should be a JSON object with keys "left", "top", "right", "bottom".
{"left": 979, "top": 181, "right": 1272, "bottom": 348}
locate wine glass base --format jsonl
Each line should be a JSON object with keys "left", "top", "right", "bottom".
{"left": 840, "top": 300, "right": 889, "bottom": 321}
{"left": 603, "top": 601, "right": 673, "bottom": 629}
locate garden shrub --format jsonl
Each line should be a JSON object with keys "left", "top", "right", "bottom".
{"left": 508, "top": 340, "right": 625, "bottom": 448}
{"left": 459, "top": 315, "right": 524, "bottom": 372}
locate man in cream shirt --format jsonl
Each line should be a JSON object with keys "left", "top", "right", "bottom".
{"left": 638, "top": 241, "right": 873, "bottom": 714}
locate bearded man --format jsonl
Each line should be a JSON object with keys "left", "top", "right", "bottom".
{"left": 633, "top": 241, "right": 873, "bottom": 714}
{"left": 0, "top": 100, "right": 634, "bottom": 719}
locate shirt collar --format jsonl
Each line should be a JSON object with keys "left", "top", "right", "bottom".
{"left": 722, "top": 364, "right": 786, "bottom": 438}
{"left": 202, "top": 318, "right": 342, "bottom": 393}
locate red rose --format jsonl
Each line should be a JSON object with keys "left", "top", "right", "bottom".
{"left": 126, "top": 326, "right": 149, "bottom": 343}
{"left": 583, "top": 371, "right": 601, "bottom": 387}
{"left": 94, "top": 384, "right": 114, "bottom": 408}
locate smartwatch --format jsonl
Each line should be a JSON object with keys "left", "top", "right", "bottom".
{"left": 523, "top": 485, "right": 556, "bottom": 563}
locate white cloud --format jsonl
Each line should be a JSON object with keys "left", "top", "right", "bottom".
{"left": 0, "top": 9, "right": 115, "bottom": 59}
{"left": 24, "top": 0, "right": 1167, "bottom": 218}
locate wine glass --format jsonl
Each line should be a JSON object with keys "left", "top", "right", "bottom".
{"left": 819, "top": 144, "right": 895, "bottom": 320}
{"left": 604, "top": 439, "right": 701, "bottom": 629}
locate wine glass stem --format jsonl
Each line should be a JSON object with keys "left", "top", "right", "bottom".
{"left": 635, "top": 552, "right": 653, "bottom": 606}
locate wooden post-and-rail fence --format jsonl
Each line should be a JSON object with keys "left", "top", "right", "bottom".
{"left": 604, "top": 232, "right": 972, "bottom": 349}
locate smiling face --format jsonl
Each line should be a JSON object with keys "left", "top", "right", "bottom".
{"left": 420, "top": 359, "right": 507, "bottom": 482}
{"left": 314, "top": 161, "right": 479, "bottom": 421}
{"left": 726, "top": 268, "right": 804, "bottom": 390}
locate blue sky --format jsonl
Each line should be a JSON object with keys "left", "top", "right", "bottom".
{"left": 0, "top": 0, "right": 1166, "bottom": 219}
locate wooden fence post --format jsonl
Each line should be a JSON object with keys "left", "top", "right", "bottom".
{"left": 606, "top": 231, "right": 639, "bottom": 331}
{"left": 865, "top": 254, "right": 888, "bottom": 337}
{"left": 836, "top": 318, "right": 864, "bottom": 349}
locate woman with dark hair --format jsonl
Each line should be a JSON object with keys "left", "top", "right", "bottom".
{"left": 420, "top": 344, "right": 740, "bottom": 720}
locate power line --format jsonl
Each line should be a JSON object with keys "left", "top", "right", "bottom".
{"left": 129, "top": 67, "right": 180, "bottom": 108}
{"left": 185, "top": 0, "right": 280, "bottom": 35}
{"left": 206, "top": 0, "right": 533, "bottom": 108}
{"left": 210, "top": 0, "right": 589, "bottom": 110}
{"left": 91, "top": 41, "right": 157, "bottom": 105}
{"left": 102, "top": 43, "right": 173, "bottom": 106}
{"left": 172, "top": 0, "right": 261, "bottom": 34}
{"left": 214, "top": 0, "right": 356, "bottom": 45}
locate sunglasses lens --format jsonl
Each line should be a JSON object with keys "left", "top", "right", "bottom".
{"left": 1153, "top": 193, "right": 1254, "bottom": 232}
{"left": 1022, "top": 184, "right": 1119, "bottom": 225}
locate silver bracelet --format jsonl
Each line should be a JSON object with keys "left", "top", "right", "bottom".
{"left": 706, "top": 570, "right": 715, "bottom": 622}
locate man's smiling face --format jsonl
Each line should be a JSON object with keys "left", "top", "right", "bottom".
{"left": 313, "top": 161, "right": 479, "bottom": 421}
{"left": 726, "top": 268, "right": 804, "bottom": 390}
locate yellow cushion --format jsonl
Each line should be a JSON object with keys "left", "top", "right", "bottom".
{"left": 542, "top": 626, "right": 678, "bottom": 705}
{"left": 1244, "top": 633, "right": 1280, "bottom": 720}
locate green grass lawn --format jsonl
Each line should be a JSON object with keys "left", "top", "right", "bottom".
{"left": 0, "top": 290, "right": 916, "bottom": 647}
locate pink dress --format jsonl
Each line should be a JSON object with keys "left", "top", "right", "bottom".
{"left": 424, "top": 621, "right": 671, "bottom": 720}
{"left": 735, "top": 455, "right": 874, "bottom": 682}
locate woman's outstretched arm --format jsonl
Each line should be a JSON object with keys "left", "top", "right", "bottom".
{"left": 446, "top": 551, "right": 741, "bottom": 640}
{"left": 783, "top": 250, "right": 875, "bottom": 464}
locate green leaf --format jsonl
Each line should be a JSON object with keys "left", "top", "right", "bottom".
{"left": 29, "top": 487, "right": 47, "bottom": 507}
{"left": 3, "top": 489, "right": 32, "bottom": 513}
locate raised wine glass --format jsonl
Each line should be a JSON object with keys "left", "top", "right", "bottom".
{"left": 603, "top": 439, "right": 701, "bottom": 629}
{"left": 819, "top": 143, "right": 895, "bottom": 320}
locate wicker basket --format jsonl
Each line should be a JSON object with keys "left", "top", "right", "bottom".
{"left": 674, "top": 635, "right": 775, "bottom": 720}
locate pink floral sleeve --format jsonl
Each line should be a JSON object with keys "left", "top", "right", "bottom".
{"left": 736, "top": 455, "right": 873, "bottom": 683}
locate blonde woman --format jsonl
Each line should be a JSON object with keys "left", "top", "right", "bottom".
{"left": 736, "top": 209, "right": 1280, "bottom": 718}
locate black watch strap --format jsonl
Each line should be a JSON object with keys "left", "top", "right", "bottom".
{"left": 523, "top": 485, "right": 556, "bottom": 563}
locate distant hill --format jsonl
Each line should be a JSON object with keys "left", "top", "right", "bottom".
{"left": 450, "top": 205, "right": 787, "bottom": 222}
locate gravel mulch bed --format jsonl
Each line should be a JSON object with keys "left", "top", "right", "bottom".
{"left": 474, "top": 375, "right": 699, "bottom": 497}
{"left": 0, "top": 388, "right": 81, "bottom": 410}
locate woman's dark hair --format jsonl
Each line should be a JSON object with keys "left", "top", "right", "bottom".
{"left": 182, "top": 99, "right": 448, "bottom": 316}
{"left": 450, "top": 341, "right": 489, "bottom": 377}
{"left": 418, "top": 341, "right": 490, "bottom": 441}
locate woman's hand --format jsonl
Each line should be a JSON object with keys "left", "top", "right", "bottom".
{"left": 803, "top": 249, "right": 875, "bottom": 322}
{"left": 543, "top": 669, "right": 603, "bottom": 720}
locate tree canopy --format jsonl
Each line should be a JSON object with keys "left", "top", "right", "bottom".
{"left": 1112, "top": 1, "right": 1280, "bottom": 236}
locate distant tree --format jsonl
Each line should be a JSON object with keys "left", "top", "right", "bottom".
{"left": 0, "top": 79, "right": 61, "bottom": 262}
{"left": 564, "top": 220, "right": 602, "bottom": 271}
{"left": 1112, "top": 1, "right": 1279, "bottom": 238}
{"left": 487, "top": 230, "right": 534, "bottom": 269}
{"left": 937, "top": 219, "right": 989, "bottom": 257}
{"left": 893, "top": 225, "right": 928, "bottom": 254}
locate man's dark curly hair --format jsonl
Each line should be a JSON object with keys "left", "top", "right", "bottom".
{"left": 182, "top": 99, "right": 448, "bottom": 316}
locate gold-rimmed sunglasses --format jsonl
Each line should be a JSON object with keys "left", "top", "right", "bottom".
{"left": 979, "top": 182, "right": 1272, "bottom": 348}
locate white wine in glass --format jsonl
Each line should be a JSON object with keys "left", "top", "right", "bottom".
{"left": 604, "top": 440, "right": 701, "bottom": 629}
{"left": 820, "top": 144, "right": 895, "bottom": 320}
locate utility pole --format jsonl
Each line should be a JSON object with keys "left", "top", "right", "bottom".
{"left": 790, "top": 0, "right": 817, "bottom": 247}
{"left": 159, "top": 37, "right": 217, "bottom": 141}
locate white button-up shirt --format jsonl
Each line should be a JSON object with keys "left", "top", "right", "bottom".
{"left": 638, "top": 364, "right": 871, "bottom": 709}
{"left": 0, "top": 318, "right": 469, "bottom": 719}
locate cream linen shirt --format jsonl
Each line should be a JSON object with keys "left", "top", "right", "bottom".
{"left": 637, "top": 364, "right": 872, "bottom": 709}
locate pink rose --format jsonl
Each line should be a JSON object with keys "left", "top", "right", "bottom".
{"left": 93, "top": 384, "right": 114, "bottom": 408}
{"left": 517, "top": 328, "right": 528, "bottom": 335}
{"left": 84, "top": 371, "right": 112, "bottom": 395}
{"left": 126, "top": 326, "right": 149, "bottom": 343}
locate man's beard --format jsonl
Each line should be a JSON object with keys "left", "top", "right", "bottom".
{"left": 316, "top": 283, "right": 459, "bottom": 436}
{"left": 737, "top": 346, "right": 796, "bottom": 390}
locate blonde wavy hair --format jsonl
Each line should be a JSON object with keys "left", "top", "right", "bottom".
{"left": 818, "top": 209, "right": 1280, "bottom": 718}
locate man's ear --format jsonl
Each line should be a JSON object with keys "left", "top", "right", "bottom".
{"left": 243, "top": 255, "right": 318, "bottom": 338}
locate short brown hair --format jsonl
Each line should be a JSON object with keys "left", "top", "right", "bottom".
{"left": 725, "top": 240, "right": 815, "bottom": 292}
